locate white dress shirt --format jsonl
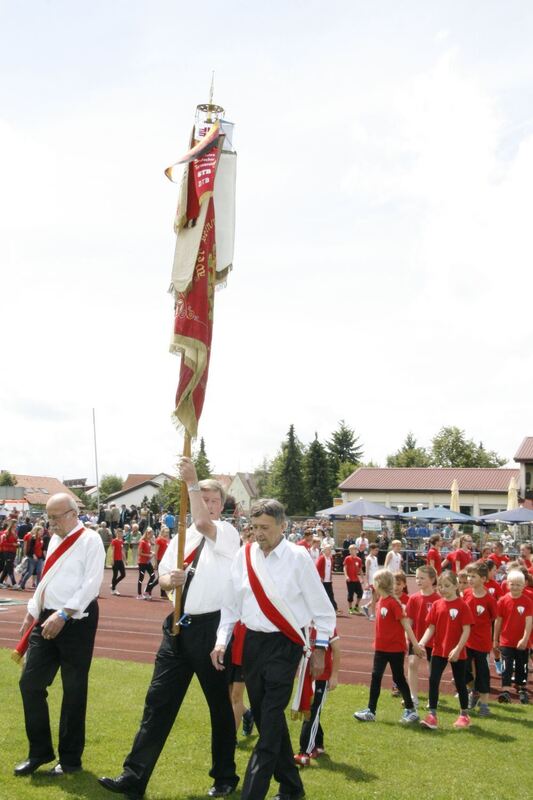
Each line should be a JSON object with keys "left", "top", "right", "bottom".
{"left": 159, "top": 520, "right": 240, "bottom": 615}
{"left": 27, "top": 524, "right": 105, "bottom": 620}
{"left": 216, "top": 537, "right": 336, "bottom": 647}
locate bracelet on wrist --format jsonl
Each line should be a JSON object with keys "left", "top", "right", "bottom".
{"left": 57, "top": 609, "right": 70, "bottom": 622}
{"left": 187, "top": 483, "right": 201, "bottom": 493}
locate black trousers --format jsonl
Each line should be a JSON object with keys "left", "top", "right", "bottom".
{"left": 241, "top": 631, "right": 304, "bottom": 800}
{"left": 299, "top": 679, "right": 327, "bottom": 753}
{"left": 500, "top": 646, "right": 529, "bottom": 688}
{"left": 111, "top": 560, "right": 126, "bottom": 590}
{"left": 428, "top": 655, "right": 468, "bottom": 711}
{"left": 465, "top": 647, "right": 490, "bottom": 694}
{"left": 137, "top": 563, "right": 158, "bottom": 596}
{"left": 123, "top": 611, "right": 237, "bottom": 794}
{"left": 322, "top": 581, "right": 337, "bottom": 611}
{"left": 368, "top": 650, "right": 413, "bottom": 713}
{"left": 19, "top": 600, "right": 99, "bottom": 766}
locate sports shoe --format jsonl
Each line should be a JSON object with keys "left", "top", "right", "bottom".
{"left": 478, "top": 704, "right": 491, "bottom": 717}
{"left": 498, "top": 691, "right": 512, "bottom": 704}
{"left": 354, "top": 708, "right": 376, "bottom": 722}
{"left": 313, "top": 747, "right": 326, "bottom": 756}
{"left": 391, "top": 685, "right": 400, "bottom": 697}
{"left": 368, "top": 614, "right": 376, "bottom": 620}
{"left": 242, "top": 709, "right": 254, "bottom": 736}
{"left": 143, "top": 594, "right": 152, "bottom": 601}
{"left": 135, "top": 595, "right": 143, "bottom": 600}
{"left": 400, "top": 709, "right": 419, "bottom": 724}
{"left": 420, "top": 713, "right": 438, "bottom": 730}
{"left": 494, "top": 659, "right": 502, "bottom": 675}
{"left": 518, "top": 690, "right": 529, "bottom": 705}
{"left": 294, "top": 753, "right": 310, "bottom": 767}
{"left": 453, "top": 714, "right": 471, "bottom": 729}
{"left": 353, "top": 607, "right": 362, "bottom": 615}
{"left": 361, "top": 606, "right": 370, "bottom": 618}
{"left": 468, "top": 691, "right": 480, "bottom": 709}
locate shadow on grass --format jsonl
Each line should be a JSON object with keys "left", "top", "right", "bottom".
{"left": 466, "top": 726, "right": 516, "bottom": 743}
{"left": 30, "top": 769, "right": 104, "bottom": 799}
{"left": 317, "top": 753, "right": 378, "bottom": 783}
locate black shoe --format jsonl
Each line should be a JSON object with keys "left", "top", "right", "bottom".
{"left": 272, "top": 792, "right": 306, "bottom": 800}
{"left": 48, "top": 762, "right": 82, "bottom": 775}
{"left": 242, "top": 709, "right": 254, "bottom": 736}
{"left": 14, "top": 757, "right": 54, "bottom": 776}
{"left": 207, "top": 784, "right": 237, "bottom": 797}
{"left": 98, "top": 775, "right": 145, "bottom": 799}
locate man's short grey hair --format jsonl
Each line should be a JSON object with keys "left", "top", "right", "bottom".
{"left": 250, "top": 499, "right": 286, "bottom": 524}
{"left": 199, "top": 479, "right": 226, "bottom": 504}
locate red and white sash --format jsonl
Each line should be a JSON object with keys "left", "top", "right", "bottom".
{"left": 12, "top": 527, "right": 86, "bottom": 663}
{"left": 245, "top": 542, "right": 312, "bottom": 717}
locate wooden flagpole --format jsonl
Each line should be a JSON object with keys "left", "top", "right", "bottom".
{"left": 172, "top": 432, "right": 191, "bottom": 634}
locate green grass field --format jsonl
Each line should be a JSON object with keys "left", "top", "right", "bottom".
{"left": 1, "top": 650, "right": 532, "bottom": 800}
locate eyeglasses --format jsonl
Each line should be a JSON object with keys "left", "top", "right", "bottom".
{"left": 48, "top": 509, "right": 75, "bottom": 522}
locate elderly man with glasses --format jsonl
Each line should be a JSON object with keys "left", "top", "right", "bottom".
{"left": 14, "top": 493, "right": 105, "bottom": 778}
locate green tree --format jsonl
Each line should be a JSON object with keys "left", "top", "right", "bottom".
{"left": 99, "top": 474, "right": 123, "bottom": 501}
{"left": 326, "top": 420, "right": 363, "bottom": 493}
{"left": 303, "top": 434, "right": 332, "bottom": 515}
{"left": 387, "top": 433, "right": 431, "bottom": 467}
{"left": 193, "top": 437, "right": 212, "bottom": 480}
{"left": 278, "top": 425, "right": 305, "bottom": 516}
{"left": 71, "top": 487, "right": 97, "bottom": 510}
{"left": 0, "top": 470, "right": 17, "bottom": 486}
{"left": 153, "top": 479, "right": 181, "bottom": 516}
{"left": 430, "top": 426, "right": 506, "bottom": 467}
{"left": 253, "top": 457, "right": 271, "bottom": 497}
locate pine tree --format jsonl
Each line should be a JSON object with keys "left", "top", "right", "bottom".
{"left": 278, "top": 425, "right": 305, "bottom": 516}
{"left": 303, "top": 434, "right": 332, "bottom": 515}
{"left": 194, "top": 437, "right": 212, "bottom": 480}
{"left": 326, "top": 420, "right": 363, "bottom": 494}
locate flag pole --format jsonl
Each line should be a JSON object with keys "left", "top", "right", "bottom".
{"left": 172, "top": 432, "right": 191, "bottom": 634}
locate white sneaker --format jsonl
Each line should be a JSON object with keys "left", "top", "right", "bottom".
{"left": 354, "top": 708, "right": 376, "bottom": 722}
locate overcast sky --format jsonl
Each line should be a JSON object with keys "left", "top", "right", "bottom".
{"left": 1, "top": 1, "right": 532, "bottom": 485}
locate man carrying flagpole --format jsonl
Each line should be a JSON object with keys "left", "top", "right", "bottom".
{"left": 99, "top": 458, "right": 240, "bottom": 800}
{"left": 212, "top": 499, "right": 336, "bottom": 800}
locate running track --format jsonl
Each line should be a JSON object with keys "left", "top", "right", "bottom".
{"left": 0, "top": 571, "right": 520, "bottom": 694}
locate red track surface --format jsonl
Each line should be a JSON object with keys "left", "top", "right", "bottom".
{"left": 0, "top": 571, "right": 520, "bottom": 695}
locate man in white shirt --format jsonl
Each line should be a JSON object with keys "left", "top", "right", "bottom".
{"left": 15, "top": 493, "right": 105, "bottom": 778}
{"left": 99, "top": 459, "right": 240, "bottom": 800}
{"left": 212, "top": 499, "right": 335, "bottom": 800}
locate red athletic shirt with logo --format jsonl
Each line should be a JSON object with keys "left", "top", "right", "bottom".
{"left": 490, "top": 553, "right": 509, "bottom": 569}
{"left": 496, "top": 593, "right": 533, "bottom": 647}
{"left": 406, "top": 591, "right": 440, "bottom": 644}
{"left": 138, "top": 539, "right": 152, "bottom": 565}
{"left": 374, "top": 595, "right": 406, "bottom": 652}
{"left": 111, "top": 538, "right": 124, "bottom": 561}
{"left": 155, "top": 536, "right": 169, "bottom": 562}
{"left": 343, "top": 554, "right": 362, "bottom": 581}
{"left": 426, "top": 597, "right": 474, "bottom": 659}
{"left": 464, "top": 591, "right": 498, "bottom": 652}
{"left": 426, "top": 548, "right": 442, "bottom": 575}
{"left": 484, "top": 579, "right": 503, "bottom": 600}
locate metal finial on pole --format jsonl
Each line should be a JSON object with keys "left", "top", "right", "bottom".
{"left": 209, "top": 70, "right": 215, "bottom": 106}
{"left": 197, "top": 72, "right": 224, "bottom": 121}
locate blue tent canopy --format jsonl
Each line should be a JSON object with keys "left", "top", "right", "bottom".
{"left": 478, "top": 507, "right": 533, "bottom": 524}
{"left": 400, "top": 506, "right": 474, "bottom": 524}
{"left": 316, "top": 498, "right": 399, "bottom": 520}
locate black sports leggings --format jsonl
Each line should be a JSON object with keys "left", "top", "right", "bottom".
{"left": 429, "top": 655, "right": 468, "bottom": 711}
{"left": 137, "top": 562, "right": 158, "bottom": 596}
{"left": 465, "top": 647, "right": 490, "bottom": 694}
{"left": 368, "top": 650, "right": 413, "bottom": 713}
{"left": 500, "top": 646, "right": 529, "bottom": 688}
{"left": 111, "top": 560, "right": 126, "bottom": 590}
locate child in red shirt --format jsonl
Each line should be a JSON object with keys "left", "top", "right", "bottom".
{"left": 110, "top": 528, "right": 126, "bottom": 595}
{"left": 343, "top": 544, "right": 363, "bottom": 614}
{"left": 405, "top": 565, "right": 439, "bottom": 710}
{"left": 426, "top": 534, "right": 442, "bottom": 576}
{"left": 354, "top": 569, "right": 424, "bottom": 724}
{"left": 464, "top": 562, "right": 497, "bottom": 715}
{"left": 137, "top": 528, "right": 158, "bottom": 600}
{"left": 419, "top": 570, "right": 474, "bottom": 730}
{"left": 494, "top": 570, "right": 533, "bottom": 704}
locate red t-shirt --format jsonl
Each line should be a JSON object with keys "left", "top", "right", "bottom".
{"left": 111, "top": 538, "right": 124, "bottom": 561}
{"left": 484, "top": 579, "right": 503, "bottom": 600}
{"left": 490, "top": 553, "right": 509, "bottom": 569}
{"left": 399, "top": 591, "right": 409, "bottom": 606}
{"left": 155, "top": 536, "right": 169, "bottom": 562}
{"left": 464, "top": 591, "right": 498, "bottom": 652}
{"left": 138, "top": 539, "right": 152, "bottom": 565}
{"left": 522, "top": 557, "right": 532, "bottom": 569}
{"left": 297, "top": 538, "right": 312, "bottom": 550}
{"left": 374, "top": 595, "right": 406, "bottom": 652}
{"left": 406, "top": 591, "right": 440, "bottom": 643}
{"left": 343, "top": 554, "right": 362, "bottom": 581}
{"left": 2, "top": 531, "right": 18, "bottom": 554}
{"left": 452, "top": 549, "right": 473, "bottom": 572}
{"left": 426, "top": 548, "right": 442, "bottom": 575}
{"left": 496, "top": 593, "right": 533, "bottom": 647}
{"left": 426, "top": 597, "right": 474, "bottom": 659}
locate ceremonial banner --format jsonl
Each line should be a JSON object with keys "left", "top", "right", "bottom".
{"left": 167, "top": 112, "right": 236, "bottom": 438}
